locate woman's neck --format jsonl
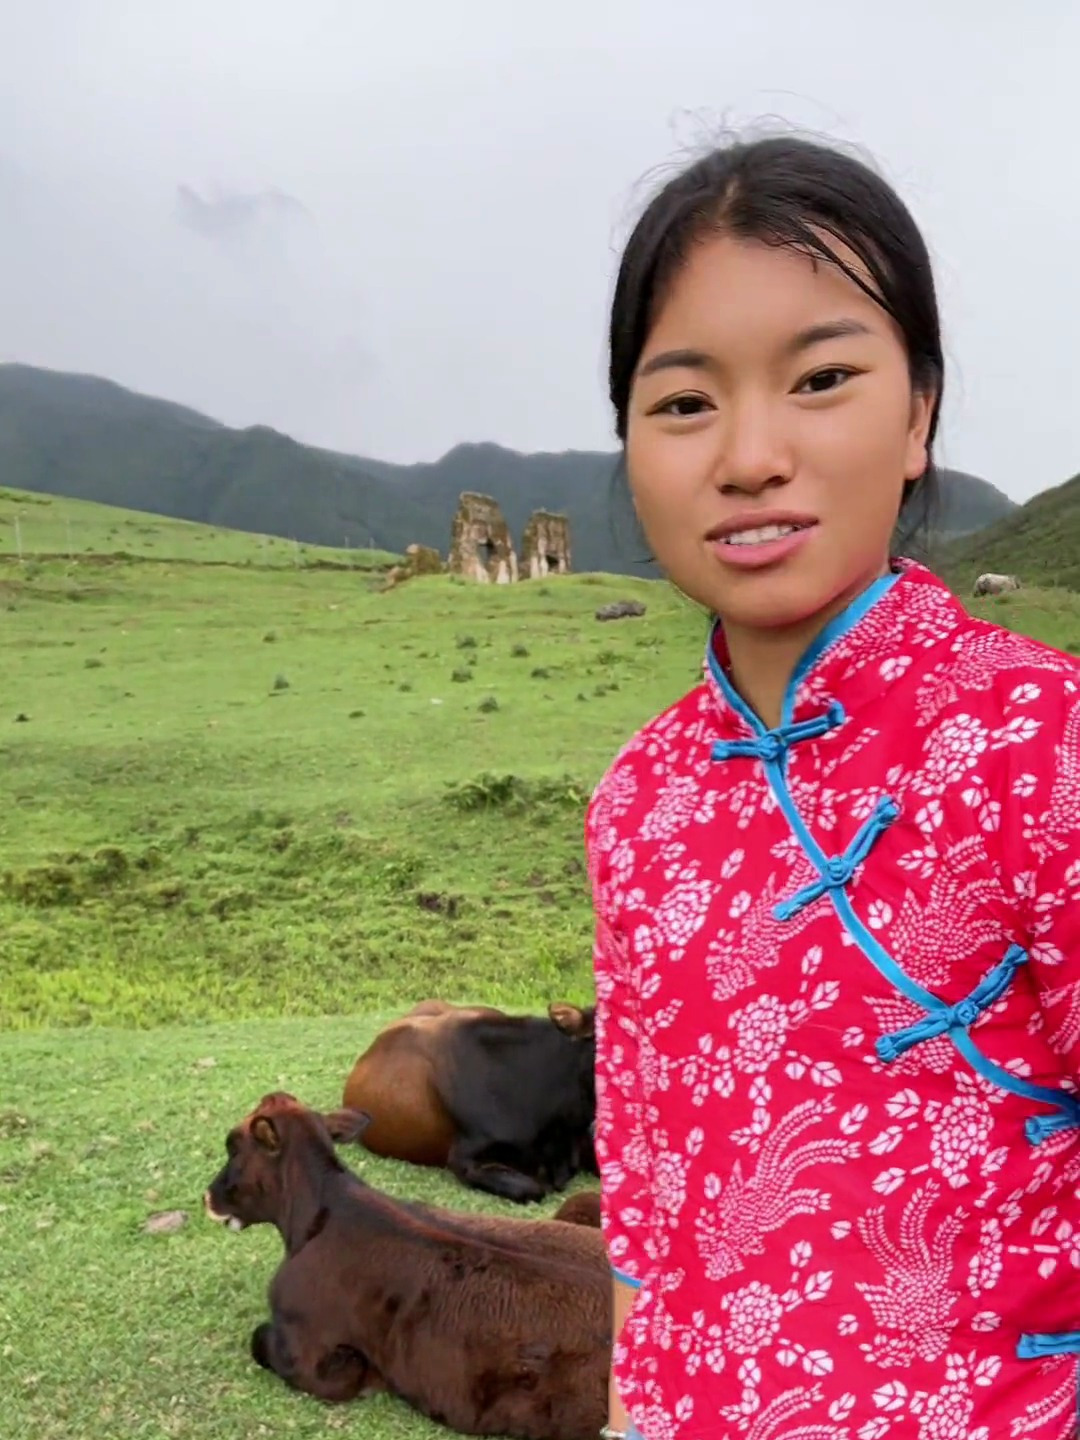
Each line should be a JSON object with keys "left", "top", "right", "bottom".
{"left": 723, "top": 617, "right": 823, "bottom": 730}
{"left": 721, "top": 564, "right": 892, "bottom": 730}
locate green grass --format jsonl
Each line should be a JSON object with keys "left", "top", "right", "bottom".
{"left": 0, "top": 542, "right": 704, "bottom": 1028}
{"left": 5, "top": 495, "right": 1080, "bottom": 1438}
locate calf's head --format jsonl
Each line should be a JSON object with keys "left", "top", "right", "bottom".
{"left": 548, "top": 1002, "right": 595, "bottom": 1045}
{"left": 204, "top": 1091, "right": 371, "bottom": 1232}
{"left": 548, "top": 1001, "right": 597, "bottom": 1101}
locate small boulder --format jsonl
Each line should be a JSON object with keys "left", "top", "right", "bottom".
{"left": 595, "top": 600, "right": 646, "bottom": 622}
{"left": 143, "top": 1209, "right": 188, "bottom": 1235}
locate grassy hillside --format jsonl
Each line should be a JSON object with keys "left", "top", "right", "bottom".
{"left": 940, "top": 468, "right": 1080, "bottom": 592}
{"left": 0, "top": 484, "right": 400, "bottom": 569}
{"left": 4, "top": 504, "right": 1080, "bottom": 1032}
{"left": 5, "top": 499, "right": 1080, "bottom": 1439}
{"left": 0, "top": 520, "right": 703, "bottom": 1032}
{"left": 0, "top": 362, "right": 1017, "bottom": 577}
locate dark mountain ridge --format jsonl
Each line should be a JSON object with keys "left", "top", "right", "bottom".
{"left": 0, "top": 362, "right": 1018, "bottom": 575}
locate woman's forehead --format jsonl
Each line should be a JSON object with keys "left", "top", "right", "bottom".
{"left": 644, "top": 234, "right": 892, "bottom": 359}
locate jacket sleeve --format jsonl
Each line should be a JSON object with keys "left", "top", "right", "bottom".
{"left": 1002, "top": 680, "right": 1080, "bottom": 1089}
{"left": 587, "top": 791, "right": 652, "bottom": 1288}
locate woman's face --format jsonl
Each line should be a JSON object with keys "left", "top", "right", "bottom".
{"left": 625, "top": 233, "right": 934, "bottom": 632}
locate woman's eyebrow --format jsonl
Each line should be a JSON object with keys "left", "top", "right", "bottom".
{"left": 636, "top": 348, "right": 711, "bottom": 380}
{"left": 784, "top": 317, "right": 872, "bottom": 356}
{"left": 636, "top": 319, "right": 873, "bottom": 383}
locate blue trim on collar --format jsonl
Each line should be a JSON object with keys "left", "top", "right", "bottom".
{"left": 782, "top": 572, "right": 900, "bottom": 727}
{"left": 705, "top": 633, "right": 761, "bottom": 733}
{"left": 705, "top": 571, "right": 901, "bottom": 732}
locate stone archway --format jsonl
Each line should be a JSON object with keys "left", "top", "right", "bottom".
{"left": 521, "top": 510, "right": 571, "bottom": 579}
{"left": 448, "top": 492, "right": 518, "bottom": 583}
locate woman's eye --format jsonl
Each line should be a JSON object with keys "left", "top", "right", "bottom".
{"left": 657, "top": 394, "right": 711, "bottom": 417}
{"left": 799, "top": 367, "right": 853, "bottom": 395}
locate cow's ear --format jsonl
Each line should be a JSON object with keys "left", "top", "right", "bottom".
{"left": 549, "top": 1002, "right": 593, "bottom": 1039}
{"left": 323, "top": 1108, "right": 372, "bottom": 1145}
{"left": 251, "top": 1116, "right": 281, "bottom": 1154}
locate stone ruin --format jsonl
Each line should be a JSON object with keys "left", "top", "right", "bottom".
{"left": 388, "top": 494, "right": 573, "bottom": 588}
{"left": 520, "top": 509, "right": 571, "bottom": 579}
{"left": 448, "top": 492, "right": 518, "bottom": 584}
{"left": 382, "top": 542, "right": 443, "bottom": 590}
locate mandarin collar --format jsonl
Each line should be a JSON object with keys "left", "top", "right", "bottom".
{"left": 702, "top": 560, "right": 967, "bottom": 740}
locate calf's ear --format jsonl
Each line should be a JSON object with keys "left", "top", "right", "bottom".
{"left": 548, "top": 1002, "right": 595, "bottom": 1040}
{"left": 251, "top": 1116, "right": 281, "bottom": 1154}
{"left": 323, "top": 1108, "right": 372, "bottom": 1145}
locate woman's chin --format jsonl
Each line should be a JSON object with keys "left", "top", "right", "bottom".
{"left": 700, "top": 562, "right": 880, "bottom": 637}
{"left": 713, "top": 586, "right": 834, "bottom": 635}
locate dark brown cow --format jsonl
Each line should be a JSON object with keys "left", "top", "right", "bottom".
{"left": 342, "top": 999, "right": 598, "bottom": 1202}
{"left": 204, "top": 1093, "right": 610, "bottom": 1440}
{"left": 552, "top": 1190, "right": 602, "bottom": 1229}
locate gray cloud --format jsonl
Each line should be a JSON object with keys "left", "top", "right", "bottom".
{"left": 1, "top": 0, "right": 1077, "bottom": 497}
{"left": 174, "top": 185, "right": 311, "bottom": 245}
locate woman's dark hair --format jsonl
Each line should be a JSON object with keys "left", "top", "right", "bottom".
{"left": 608, "top": 133, "right": 944, "bottom": 549}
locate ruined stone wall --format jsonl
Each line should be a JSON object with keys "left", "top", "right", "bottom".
{"left": 403, "top": 543, "right": 443, "bottom": 576}
{"left": 447, "top": 492, "right": 518, "bottom": 584}
{"left": 382, "top": 542, "right": 444, "bottom": 590}
{"left": 520, "top": 509, "right": 571, "bottom": 579}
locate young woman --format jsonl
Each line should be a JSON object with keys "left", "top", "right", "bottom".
{"left": 589, "top": 134, "right": 1080, "bottom": 1440}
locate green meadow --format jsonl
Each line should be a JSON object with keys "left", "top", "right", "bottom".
{"left": 2, "top": 486, "right": 1079, "bottom": 1438}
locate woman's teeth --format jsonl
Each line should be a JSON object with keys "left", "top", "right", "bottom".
{"left": 722, "top": 523, "right": 802, "bottom": 547}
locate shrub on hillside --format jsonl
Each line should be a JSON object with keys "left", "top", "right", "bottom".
{"left": 443, "top": 771, "right": 589, "bottom": 816}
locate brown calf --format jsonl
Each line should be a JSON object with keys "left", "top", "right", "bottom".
{"left": 205, "top": 1092, "right": 610, "bottom": 1440}
{"left": 341, "top": 998, "right": 598, "bottom": 1203}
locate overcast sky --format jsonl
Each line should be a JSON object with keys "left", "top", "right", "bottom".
{"left": 2, "top": 1, "right": 1077, "bottom": 500}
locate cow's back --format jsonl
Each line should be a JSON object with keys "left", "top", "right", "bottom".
{"left": 434, "top": 1013, "right": 594, "bottom": 1137}
{"left": 404, "top": 1194, "right": 607, "bottom": 1269}
{"left": 342, "top": 1003, "right": 506, "bottom": 1165}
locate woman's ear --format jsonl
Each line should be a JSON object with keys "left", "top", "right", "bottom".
{"left": 904, "top": 388, "right": 935, "bottom": 481}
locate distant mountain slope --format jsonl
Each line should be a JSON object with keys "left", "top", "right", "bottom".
{"left": 940, "top": 468, "right": 1080, "bottom": 590}
{"left": 0, "top": 364, "right": 433, "bottom": 560}
{"left": 0, "top": 363, "right": 223, "bottom": 432}
{"left": 932, "top": 468, "right": 1018, "bottom": 538}
{"left": 0, "top": 363, "right": 1017, "bottom": 576}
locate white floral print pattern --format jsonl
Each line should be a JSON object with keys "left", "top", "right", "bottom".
{"left": 591, "top": 562, "right": 1080, "bottom": 1440}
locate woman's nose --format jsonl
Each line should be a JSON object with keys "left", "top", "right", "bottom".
{"left": 715, "top": 398, "right": 794, "bottom": 495}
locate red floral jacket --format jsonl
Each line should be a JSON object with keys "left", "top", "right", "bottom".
{"left": 588, "top": 560, "right": 1080, "bottom": 1440}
